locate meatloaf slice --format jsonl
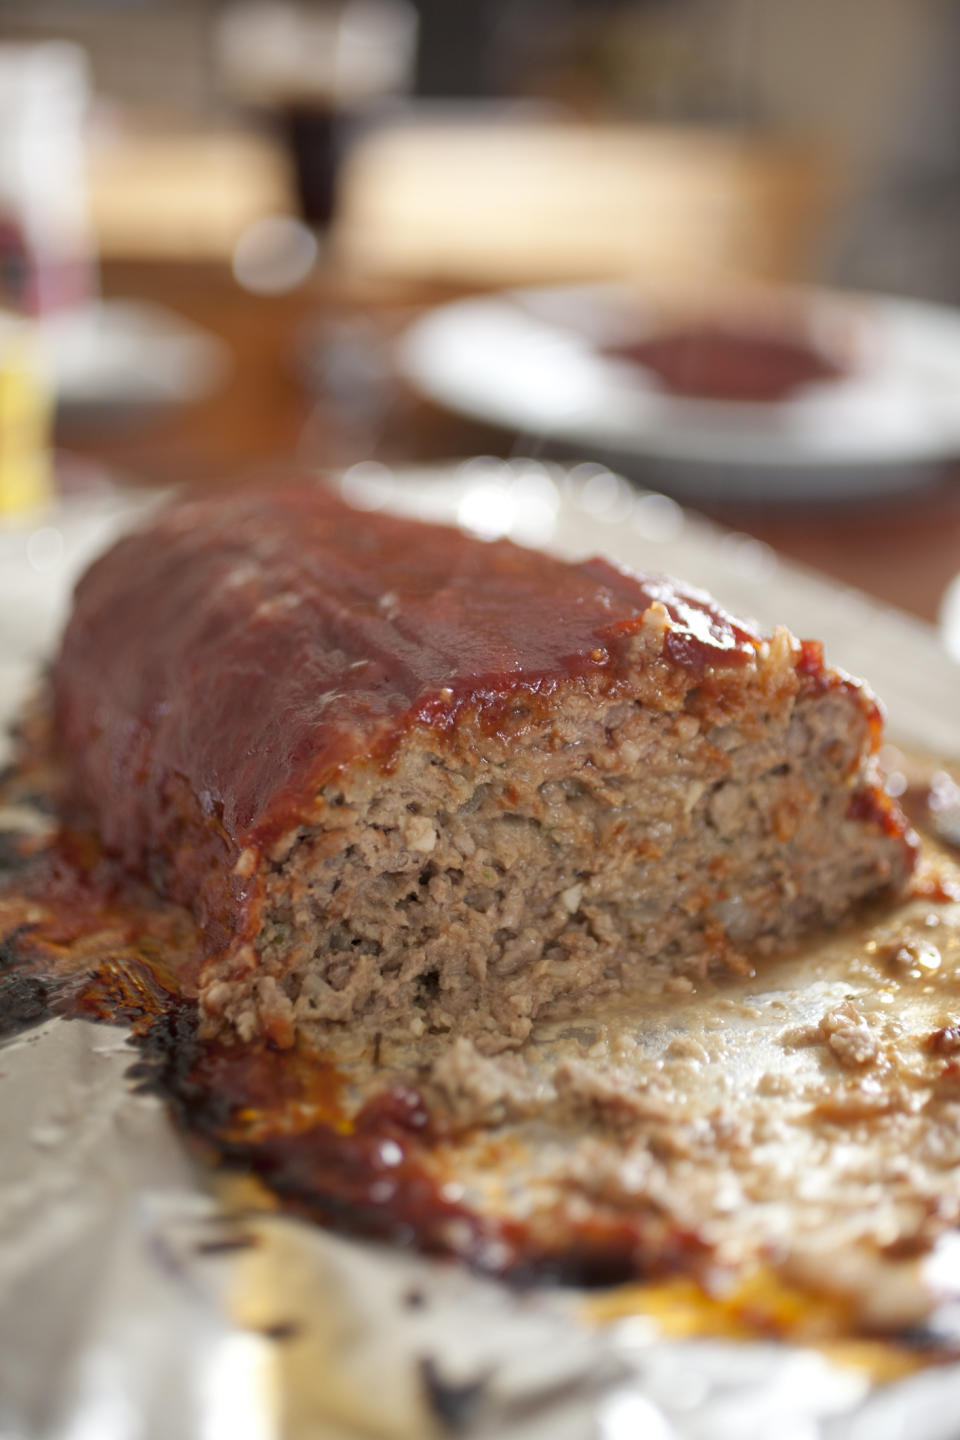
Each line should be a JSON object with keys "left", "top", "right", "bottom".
{"left": 53, "top": 481, "right": 916, "bottom": 1051}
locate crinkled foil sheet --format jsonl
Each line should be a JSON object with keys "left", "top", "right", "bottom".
{"left": 3, "top": 465, "right": 960, "bottom": 1440}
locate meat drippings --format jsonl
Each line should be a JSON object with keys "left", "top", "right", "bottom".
{"left": 0, "top": 716, "right": 954, "bottom": 1344}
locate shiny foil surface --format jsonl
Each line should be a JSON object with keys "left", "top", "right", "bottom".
{"left": 2, "top": 466, "right": 960, "bottom": 1440}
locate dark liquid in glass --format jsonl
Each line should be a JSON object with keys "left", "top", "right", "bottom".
{"left": 281, "top": 102, "right": 345, "bottom": 229}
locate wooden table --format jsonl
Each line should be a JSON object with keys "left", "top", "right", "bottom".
{"left": 59, "top": 259, "right": 960, "bottom": 630}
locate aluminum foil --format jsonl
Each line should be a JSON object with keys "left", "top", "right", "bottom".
{"left": 6, "top": 1012, "right": 960, "bottom": 1440}
{"left": 3, "top": 467, "right": 960, "bottom": 1440}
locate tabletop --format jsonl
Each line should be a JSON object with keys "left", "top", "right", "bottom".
{"left": 57, "top": 259, "right": 960, "bottom": 632}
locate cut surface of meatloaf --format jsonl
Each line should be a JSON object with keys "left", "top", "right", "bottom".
{"left": 53, "top": 481, "right": 916, "bottom": 1050}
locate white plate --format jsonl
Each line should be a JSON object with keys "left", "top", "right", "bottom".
{"left": 43, "top": 299, "right": 230, "bottom": 414}
{"left": 397, "top": 284, "right": 960, "bottom": 500}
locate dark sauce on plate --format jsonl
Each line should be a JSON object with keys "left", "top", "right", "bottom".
{"left": 605, "top": 323, "right": 846, "bottom": 403}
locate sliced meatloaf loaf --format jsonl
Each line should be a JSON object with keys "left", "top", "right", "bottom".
{"left": 53, "top": 481, "right": 916, "bottom": 1050}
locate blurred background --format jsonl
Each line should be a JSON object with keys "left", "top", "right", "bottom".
{"left": 2, "top": 0, "right": 960, "bottom": 647}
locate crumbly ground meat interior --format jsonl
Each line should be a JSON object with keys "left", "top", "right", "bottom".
{"left": 205, "top": 658, "right": 907, "bottom": 1053}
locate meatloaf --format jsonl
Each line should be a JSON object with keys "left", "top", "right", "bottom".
{"left": 52, "top": 481, "right": 916, "bottom": 1051}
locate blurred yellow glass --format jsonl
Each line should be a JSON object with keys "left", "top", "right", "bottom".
{"left": 0, "top": 317, "right": 53, "bottom": 519}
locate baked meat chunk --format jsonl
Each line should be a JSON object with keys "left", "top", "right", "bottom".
{"left": 53, "top": 482, "right": 916, "bottom": 1050}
